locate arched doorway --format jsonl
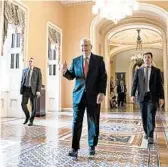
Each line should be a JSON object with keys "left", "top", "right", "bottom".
{"left": 90, "top": 3, "right": 168, "bottom": 111}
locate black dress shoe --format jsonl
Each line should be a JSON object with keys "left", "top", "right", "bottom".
{"left": 28, "top": 122, "right": 33, "bottom": 126}
{"left": 68, "top": 149, "right": 78, "bottom": 158}
{"left": 144, "top": 134, "right": 148, "bottom": 139}
{"left": 89, "top": 146, "right": 95, "bottom": 156}
{"left": 148, "top": 137, "right": 154, "bottom": 144}
{"left": 23, "top": 118, "right": 29, "bottom": 124}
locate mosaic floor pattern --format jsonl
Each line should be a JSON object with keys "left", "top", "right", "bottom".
{"left": 5, "top": 142, "right": 159, "bottom": 167}
{"left": 59, "top": 118, "right": 145, "bottom": 147}
{"left": 1, "top": 111, "right": 168, "bottom": 167}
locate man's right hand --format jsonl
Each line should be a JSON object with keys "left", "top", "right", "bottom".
{"left": 131, "top": 96, "right": 135, "bottom": 103}
{"left": 62, "top": 61, "right": 67, "bottom": 74}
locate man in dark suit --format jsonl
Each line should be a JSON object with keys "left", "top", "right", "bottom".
{"left": 131, "top": 52, "right": 164, "bottom": 144}
{"left": 117, "top": 80, "right": 127, "bottom": 108}
{"left": 20, "top": 57, "right": 42, "bottom": 126}
{"left": 62, "top": 38, "right": 107, "bottom": 158}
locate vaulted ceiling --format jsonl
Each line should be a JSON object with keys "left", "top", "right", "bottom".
{"left": 60, "top": 0, "right": 163, "bottom": 47}
{"left": 109, "top": 28, "right": 162, "bottom": 46}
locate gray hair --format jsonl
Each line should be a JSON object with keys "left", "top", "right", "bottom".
{"left": 80, "top": 38, "right": 92, "bottom": 46}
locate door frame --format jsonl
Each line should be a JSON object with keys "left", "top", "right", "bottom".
{"left": 46, "top": 21, "right": 62, "bottom": 113}
{"left": 0, "top": 0, "right": 29, "bottom": 117}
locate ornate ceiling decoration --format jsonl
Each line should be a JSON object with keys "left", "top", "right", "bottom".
{"left": 60, "top": 0, "right": 92, "bottom": 6}
{"left": 109, "top": 28, "right": 162, "bottom": 46}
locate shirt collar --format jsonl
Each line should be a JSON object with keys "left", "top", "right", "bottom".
{"left": 29, "top": 66, "right": 34, "bottom": 70}
{"left": 83, "top": 53, "right": 91, "bottom": 60}
{"left": 143, "top": 64, "right": 152, "bottom": 68}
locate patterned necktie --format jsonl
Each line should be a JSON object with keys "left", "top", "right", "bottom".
{"left": 144, "top": 67, "right": 149, "bottom": 92}
{"left": 84, "top": 57, "right": 89, "bottom": 77}
{"left": 25, "top": 69, "right": 31, "bottom": 87}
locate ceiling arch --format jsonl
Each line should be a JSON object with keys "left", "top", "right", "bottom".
{"left": 90, "top": 2, "right": 168, "bottom": 53}
{"left": 109, "top": 28, "right": 161, "bottom": 45}
{"left": 109, "top": 26, "right": 162, "bottom": 46}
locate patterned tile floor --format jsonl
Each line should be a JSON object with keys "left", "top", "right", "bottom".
{"left": 0, "top": 110, "right": 168, "bottom": 167}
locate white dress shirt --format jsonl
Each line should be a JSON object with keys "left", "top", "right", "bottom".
{"left": 27, "top": 67, "right": 33, "bottom": 87}
{"left": 83, "top": 53, "right": 91, "bottom": 66}
{"left": 121, "top": 85, "right": 124, "bottom": 92}
{"left": 144, "top": 65, "right": 151, "bottom": 92}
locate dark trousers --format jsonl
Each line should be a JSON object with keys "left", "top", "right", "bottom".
{"left": 139, "top": 96, "right": 157, "bottom": 138}
{"left": 72, "top": 93, "right": 100, "bottom": 150}
{"left": 21, "top": 86, "right": 37, "bottom": 122}
{"left": 118, "top": 92, "right": 125, "bottom": 107}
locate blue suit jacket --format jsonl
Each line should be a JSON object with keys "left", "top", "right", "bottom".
{"left": 64, "top": 53, "right": 107, "bottom": 105}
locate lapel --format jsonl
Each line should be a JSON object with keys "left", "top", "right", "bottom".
{"left": 140, "top": 67, "right": 145, "bottom": 81}
{"left": 31, "top": 67, "right": 36, "bottom": 82}
{"left": 79, "top": 56, "right": 84, "bottom": 76}
{"left": 87, "top": 53, "right": 94, "bottom": 78}
{"left": 149, "top": 66, "right": 154, "bottom": 84}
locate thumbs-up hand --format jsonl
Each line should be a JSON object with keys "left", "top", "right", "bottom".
{"left": 62, "top": 61, "right": 67, "bottom": 74}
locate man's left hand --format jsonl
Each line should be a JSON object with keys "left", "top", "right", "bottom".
{"left": 159, "top": 99, "right": 164, "bottom": 108}
{"left": 36, "top": 91, "right": 41, "bottom": 97}
{"left": 97, "top": 93, "right": 104, "bottom": 104}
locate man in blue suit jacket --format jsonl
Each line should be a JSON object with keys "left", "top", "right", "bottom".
{"left": 62, "top": 38, "right": 107, "bottom": 158}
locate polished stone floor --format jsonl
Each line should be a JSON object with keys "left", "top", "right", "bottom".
{"left": 0, "top": 107, "right": 168, "bottom": 167}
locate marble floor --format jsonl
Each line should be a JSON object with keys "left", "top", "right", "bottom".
{"left": 0, "top": 108, "right": 168, "bottom": 167}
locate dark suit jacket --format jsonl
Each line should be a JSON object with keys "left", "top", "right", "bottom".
{"left": 117, "top": 85, "right": 127, "bottom": 94}
{"left": 63, "top": 53, "right": 107, "bottom": 105}
{"left": 20, "top": 67, "right": 42, "bottom": 96}
{"left": 131, "top": 66, "right": 164, "bottom": 102}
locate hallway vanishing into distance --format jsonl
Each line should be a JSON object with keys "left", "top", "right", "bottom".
{"left": 1, "top": 1, "right": 168, "bottom": 167}
{"left": 1, "top": 107, "right": 168, "bottom": 167}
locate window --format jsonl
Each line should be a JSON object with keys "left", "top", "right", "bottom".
{"left": 53, "top": 65, "right": 56, "bottom": 75}
{"left": 49, "top": 65, "right": 52, "bottom": 75}
{"left": 11, "top": 33, "right": 21, "bottom": 48}
{"left": 53, "top": 50, "right": 56, "bottom": 60}
{"left": 48, "top": 42, "right": 58, "bottom": 76}
{"left": 48, "top": 48, "right": 52, "bottom": 60}
{"left": 11, "top": 33, "right": 15, "bottom": 48}
{"left": 10, "top": 53, "right": 20, "bottom": 69}
{"left": 49, "top": 64, "right": 57, "bottom": 76}
{"left": 48, "top": 49, "right": 57, "bottom": 60}
{"left": 10, "top": 31, "right": 21, "bottom": 69}
{"left": 11, "top": 54, "right": 15, "bottom": 69}
{"left": 16, "top": 33, "right": 21, "bottom": 48}
{"left": 16, "top": 53, "right": 19, "bottom": 68}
